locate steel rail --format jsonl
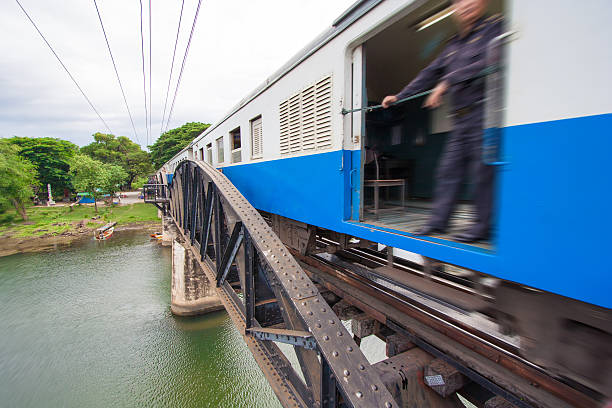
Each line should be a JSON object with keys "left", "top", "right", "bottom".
{"left": 165, "top": 160, "right": 398, "bottom": 408}
{"left": 315, "top": 250, "right": 520, "bottom": 355}
{"left": 292, "top": 250, "right": 600, "bottom": 408}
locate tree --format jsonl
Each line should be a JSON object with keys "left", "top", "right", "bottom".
{"left": 69, "top": 154, "right": 106, "bottom": 212}
{"left": 149, "top": 122, "right": 210, "bottom": 168}
{"left": 81, "top": 133, "right": 153, "bottom": 188}
{"left": 100, "top": 164, "right": 128, "bottom": 203}
{"left": 0, "top": 140, "right": 39, "bottom": 220}
{"left": 9, "top": 137, "right": 78, "bottom": 198}
{"left": 131, "top": 175, "right": 148, "bottom": 190}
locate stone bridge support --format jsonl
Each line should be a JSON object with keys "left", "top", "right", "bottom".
{"left": 161, "top": 216, "right": 177, "bottom": 246}
{"left": 168, "top": 217, "right": 223, "bottom": 316}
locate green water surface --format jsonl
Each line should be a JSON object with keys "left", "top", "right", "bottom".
{"left": 0, "top": 231, "right": 281, "bottom": 408}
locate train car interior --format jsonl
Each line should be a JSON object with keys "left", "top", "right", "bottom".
{"left": 359, "top": 0, "right": 504, "bottom": 248}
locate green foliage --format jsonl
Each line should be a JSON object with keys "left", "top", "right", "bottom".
{"left": 69, "top": 154, "right": 106, "bottom": 210}
{"left": 81, "top": 132, "right": 153, "bottom": 187}
{"left": 149, "top": 122, "right": 210, "bottom": 168}
{"left": 100, "top": 164, "right": 128, "bottom": 198}
{"left": 8, "top": 136, "right": 78, "bottom": 197}
{"left": 0, "top": 140, "right": 39, "bottom": 220}
{"left": 69, "top": 154, "right": 129, "bottom": 211}
{"left": 131, "top": 175, "right": 148, "bottom": 190}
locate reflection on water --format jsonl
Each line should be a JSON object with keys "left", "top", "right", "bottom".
{"left": 0, "top": 231, "right": 280, "bottom": 408}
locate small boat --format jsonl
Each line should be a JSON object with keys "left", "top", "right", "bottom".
{"left": 96, "top": 227, "right": 114, "bottom": 240}
{"left": 150, "top": 232, "right": 163, "bottom": 241}
{"left": 95, "top": 222, "right": 117, "bottom": 240}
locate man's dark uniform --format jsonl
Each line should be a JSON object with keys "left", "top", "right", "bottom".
{"left": 396, "top": 14, "right": 503, "bottom": 238}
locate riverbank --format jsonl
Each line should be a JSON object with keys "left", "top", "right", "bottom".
{"left": 0, "top": 203, "right": 161, "bottom": 257}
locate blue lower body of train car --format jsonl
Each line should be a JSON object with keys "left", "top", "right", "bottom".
{"left": 222, "top": 112, "right": 611, "bottom": 310}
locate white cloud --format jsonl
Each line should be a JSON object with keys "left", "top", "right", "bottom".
{"left": 0, "top": 0, "right": 356, "bottom": 148}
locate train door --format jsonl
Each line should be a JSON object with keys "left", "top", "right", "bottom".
{"left": 355, "top": 0, "right": 505, "bottom": 247}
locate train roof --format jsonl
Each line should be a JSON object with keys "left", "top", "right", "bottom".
{"left": 166, "top": 0, "right": 384, "bottom": 165}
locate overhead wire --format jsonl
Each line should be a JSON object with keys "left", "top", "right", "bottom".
{"left": 159, "top": 0, "right": 185, "bottom": 136}
{"left": 164, "top": 0, "right": 203, "bottom": 134}
{"left": 148, "top": 0, "right": 152, "bottom": 146}
{"left": 138, "top": 0, "right": 150, "bottom": 146}
{"left": 14, "top": 0, "right": 114, "bottom": 134}
{"left": 92, "top": 0, "right": 139, "bottom": 142}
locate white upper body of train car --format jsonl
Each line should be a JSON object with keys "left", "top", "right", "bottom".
{"left": 169, "top": 0, "right": 611, "bottom": 173}
{"left": 165, "top": 0, "right": 612, "bottom": 310}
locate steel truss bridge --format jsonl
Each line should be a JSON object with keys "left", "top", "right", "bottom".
{"left": 144, "top": 160, "right": 602, "bottom": 408}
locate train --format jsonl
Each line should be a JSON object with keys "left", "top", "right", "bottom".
{"left": 161, "top": 0, "right": 612, "bottom": 398}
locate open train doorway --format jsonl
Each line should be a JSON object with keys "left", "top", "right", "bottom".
{"left": 358, "top": 0, "right": 505, "bottom": 247}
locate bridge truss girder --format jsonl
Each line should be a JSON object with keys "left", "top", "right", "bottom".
{"left": 167, "top": 160, "right": 398, "bottom": 408}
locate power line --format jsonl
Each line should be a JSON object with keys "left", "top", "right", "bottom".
{"left": 159, "top": 0, "right": 185, "bottom": 136}
{"left": 148, "top": 0, "right": 152, "bottom": 146}
{"left": 164, "top": 0, "right": 203, "bottom": 134}
{"left": 138, "top": 0, "right": 149, "bottom": 145}
{"left": 15, "top": 0, "right": 113, "bottom": 134}
{"left": 92, "top": 0, "right": 139, "bottom": 142}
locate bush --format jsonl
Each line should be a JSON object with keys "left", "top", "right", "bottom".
{"left": 131, "top": 176, "right": 148, "bottom": 190}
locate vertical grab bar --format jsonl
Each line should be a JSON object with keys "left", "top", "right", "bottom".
{"left": 483, "top": 31, "right": 516, "bottom": 166}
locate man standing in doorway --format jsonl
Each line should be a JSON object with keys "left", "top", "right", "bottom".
{"left": 382, "top": 0, "right": 502, "bottom": 243}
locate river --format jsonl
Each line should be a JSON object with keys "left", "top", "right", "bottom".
{"left": 0, "top": 230, "right": 281, "bottom": 407}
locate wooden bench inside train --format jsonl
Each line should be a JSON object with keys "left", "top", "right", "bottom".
{"left": 358, "top": 0, "right": 504, "bottom": 249}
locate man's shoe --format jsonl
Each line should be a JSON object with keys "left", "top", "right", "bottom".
{"left": 414, "top": 225, "right": 444, "bottom": 236}
{"left": 453, "top": 231, "right": 488, "bottom": 243}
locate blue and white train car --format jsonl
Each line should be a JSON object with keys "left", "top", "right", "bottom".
{"left": 166, "top": 0, "right": 612, "bottom": 394}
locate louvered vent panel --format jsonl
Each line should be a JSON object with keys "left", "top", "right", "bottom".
{"left": 314, "top": 76, "right": 332, "bottom": 149}
{"left": 301, "top": 85, "right": 316, "bottom": 151}
{"left": 232, "top": 149, "right": 242, "bottom": 163}
{"left": 278, "top": 75, "right": 332, "bottom": 155}
{"left": 279, "top": 100, "right": 290, "bottom": 154}
{"left": 251, "top": 117, "right": 263, "bottom": 158}
{"left": 288, "top": 94, "right": 301, "bottom": 152}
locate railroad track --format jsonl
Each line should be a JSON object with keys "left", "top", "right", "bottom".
{"left": 290, "top": 244, "right": 602, "bottom": 408}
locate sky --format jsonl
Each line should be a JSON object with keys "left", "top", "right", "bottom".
{"left": 0, "top": 0, "right": 357, "bottom": 148}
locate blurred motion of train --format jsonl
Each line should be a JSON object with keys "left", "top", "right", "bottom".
{"left": 160, "top": 0, "right": 612, "bottom": 398}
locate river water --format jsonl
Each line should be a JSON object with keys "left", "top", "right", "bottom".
{"left": 0, "top": 230, "right": 281, "bottom": 407}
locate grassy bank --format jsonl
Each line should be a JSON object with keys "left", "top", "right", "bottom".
{"left": 0, "top": 203, "right": 159, "bottom": 238}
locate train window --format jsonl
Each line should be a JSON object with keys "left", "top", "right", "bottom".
{"left": 250, "top": 116, "right": 263, "bottom": 159}
{"left": 230, "top": 127, "right": 241, "bottom": 163}
{"left": 357, "top": 0, "right": 505, "bottom": 248}
{"left": 216, "top": 137, "right": 224, "bottom": 163}
{"left": 206, "top": 143, "right": 212, "bottom": 165}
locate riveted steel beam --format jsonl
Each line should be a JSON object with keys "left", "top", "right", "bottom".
{"left": 248, "top": 327, "right": 317, "bottom": 350}
{"left": 166, "top": 160, "right": 398, "bottom": 408}
{"left": 215, "top": 221, "right": 244, "bottom": 286}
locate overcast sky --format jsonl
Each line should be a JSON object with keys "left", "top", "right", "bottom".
{"left": 0, "top": 0, "right": 357, "bottom": 148}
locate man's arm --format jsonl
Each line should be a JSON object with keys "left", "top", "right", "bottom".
{"left": 395, "top": 49, "right": 448, "bottom": 100}
{"left": 382, "top": 42, "right": 452, "bottom": 108}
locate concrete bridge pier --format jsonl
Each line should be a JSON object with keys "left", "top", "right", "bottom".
{"left": 169, "top": 224, "right": 223, "bottom": 316}
{"left": 161, "top": 216, "right": 177, "bottom": 246}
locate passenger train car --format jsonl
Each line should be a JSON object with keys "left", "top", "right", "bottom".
{"left": 163, "top": 0, "right": 612, "bottom": 397}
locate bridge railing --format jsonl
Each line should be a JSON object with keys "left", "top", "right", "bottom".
{"left": 167, "top": 159, "right": 397, "bottom": 408}
{"left": 143, "top": 183, "right": 169, "bottom": 203}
